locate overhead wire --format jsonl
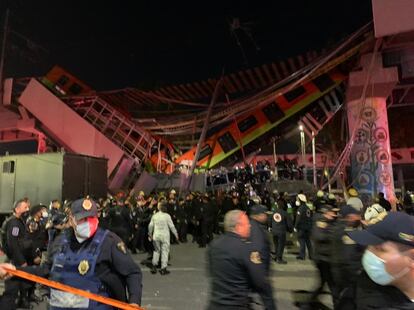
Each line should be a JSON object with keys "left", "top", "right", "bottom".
{"left": 140, "top": 23, "right": 372, "bottom": 135}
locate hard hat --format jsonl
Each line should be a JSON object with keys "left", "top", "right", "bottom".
{"left": 170, "top": 189, "right": 176, "bottom": 194}
{"left": 138, "top": 191, "right": 145, "bottom": 196}
{"left": 316, "top": 190, "right": 325, "bottom": 198}
{"left": 251, "top": 196, "right": 262, "bottom": 204}
{"left": 328, "top": 193, "right": 336, "bottom": 201}
{"left": 348, "top": 188, "right": 358, "bottom": 197}
{"left": 272, "top": 189, "right": 279, "bottom": 195}
{"left": 298, "top": 194, "right": 307, "bottom": 203}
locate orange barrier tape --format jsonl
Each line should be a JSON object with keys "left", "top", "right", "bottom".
{"left": 5, "top": 268, "right": 144, "bottom": 310}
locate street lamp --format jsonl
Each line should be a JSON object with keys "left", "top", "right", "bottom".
{"left": 312, "top": 131, "right": 317, "bottom": 187}
{"left": 299, "top": 125, "right": 306, "bottom": 181}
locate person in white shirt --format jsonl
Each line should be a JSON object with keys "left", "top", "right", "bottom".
{"left": 148, "top": 202, "right": 179, "bottom": 275}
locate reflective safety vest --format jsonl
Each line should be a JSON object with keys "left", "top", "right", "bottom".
{"left": 50, "top": 228, "right": 112, "bottom": 310}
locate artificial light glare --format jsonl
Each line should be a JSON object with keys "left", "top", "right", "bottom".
{"left": 299, "top": 125, "right": 303, "bottom": 131}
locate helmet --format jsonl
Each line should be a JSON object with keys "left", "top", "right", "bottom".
{"left": 316, "top": 190, "right": 325, "bottom": 198}
{"left": 328, "top": 193, "right": 336, "bottom": 201}
{"left": 138, "top": 191, "right": 145, "bottom": 196}
{"left": 298, "top": 194, "right": 307, "bottom": 203}
{"left": 348, "top": 188, "right": 358, "bottom": 197}
{"left": 170, "top": 189, "right": 176, "bottom": 194}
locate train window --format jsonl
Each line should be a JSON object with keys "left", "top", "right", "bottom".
{"left": 313, "top": 74, "right": 335, "bottom": 92}
{"left": 57, "top": 75, "right": 69, "bottom": 87}
{"left": 284, "top": 86, "right": 306, "bottom": 102}
{"left": 218, "top": 132, "right": 238, "bottom": 153}
{"left": 198, "top": 144, "right": 213, "bottom": 161}
{"left": 262, "top": 102, "right": 285, "bottom": 123}
{"left": 68, "top": 83, "right": 83, "bottom": 95}
{"left": 237, "top": 115, "right": 258, "bottom": 133}
{"left": 2, "top": 161, "right": 15, "bottom": 173}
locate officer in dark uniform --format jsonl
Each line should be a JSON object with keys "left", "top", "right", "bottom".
{"left": 313, "top": 190, "right": 327, "bottom": 213}
{"left": 347, "top": 212, "right": 414, "bottom": 310}
{"left": 294, "top": 194, "right": 313, "bottom": 260}
{"left": 271, "top": 201, "right": 293, "bottom": 264}
{"left": 331, "top": 205, "right": 363, "bottom": 310}
{"left": 1, "top": 198, "right": 31, "bottom": 309}
{"left": 175, "top": 198, "right": 188, "bottom": 242}
{"left": 108, "top": 199, "right": 131, "bottom": 245}
{"left": 18, "top": 197, "right": 143, "bottom": 309}
{"left": 249, "top": 205, "right": 272, "bottom": 273}
{"left": 207, "top": 210, "right": 277, "bottom": 310}
{"left": 194, "top": 194, "right": 209, "bottom": 247}
{"left": 310, "top": 204, "right": 338, "bottom": 305}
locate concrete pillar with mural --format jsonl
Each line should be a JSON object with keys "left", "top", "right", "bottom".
{"left": 346, "top": 53, "right": 398, "bottom": 201}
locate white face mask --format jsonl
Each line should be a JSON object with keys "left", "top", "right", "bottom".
{"left": 75, "top": 221, "right": 91, "bottom": 243}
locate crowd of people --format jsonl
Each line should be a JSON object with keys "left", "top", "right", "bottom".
{"left": 0, "top": 182, "right": 414, "bottom": 309}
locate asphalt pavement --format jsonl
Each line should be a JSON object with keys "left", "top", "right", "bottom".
{"left": 1, "top": 238, "right": 332, "bottom": 310}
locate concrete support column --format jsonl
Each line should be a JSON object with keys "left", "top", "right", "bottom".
{"left": 346, "top": 53, "right": 398, "bottom": 201}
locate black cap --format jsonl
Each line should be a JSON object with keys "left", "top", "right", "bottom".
{"left": 70, "top": 198, "right": 98, "bottom": 221}
{"left": 250, "top": 204, "right": 268, "bottom": 216}
{"left": 30, "top": 204, "right": 45, "bottom": 217}
{"left": 339, "top": 205, "right": 360, "bottom": 217}
{"left": 348, "top": 212, "right": 414, "bottom": 247}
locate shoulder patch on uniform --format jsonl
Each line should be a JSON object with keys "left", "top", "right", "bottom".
{"left": 316, "top": 221, "right": 327, "bottom": 229}
{"left": 11, "top": 226, "right": 19, "bottom": 237}
{"left": 117, "top": 242, "right": 127, "bottom": 254}
{"left": 273, "top": 213, "right": 282, "bottom": 223}
{"left": 250, "top": 251, "right": 262, "bottom": 264}
{"left": 342, "top": 235, "right": 356, "bottom": 245}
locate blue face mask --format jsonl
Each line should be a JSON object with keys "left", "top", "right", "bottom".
{"left": 362, "top": 250, "right": 398, "bottom": 286}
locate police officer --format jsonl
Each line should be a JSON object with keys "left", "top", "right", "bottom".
{"left": 295, "top": 194, "right": 313, "bottom": 260}
{"left": 148, "top": 201, "right": 179, "bottom": 275}
{"left": 249, "top": 205, "right": 272, "bottom": 272}
{"left": 207, "top": 210, "right": 277, "bottom": 310}
{"left": 175, "top": 198, "right": 188, "bottom": 242}
{"left": 313, "top": 190, "right": 327, "bottom": 213}
{"left": 331, "top": 205, "right": 363, "bottom": 309}
{"left": 271, "top": 201, "right": 293, "bottom": 264}
{"left": 310, "top": 205, "right": 338, "bottom": 305}
{"left": 1, "top": 198, "right": 32, "bottom": 309}
{"left": 108, "top": 199, "right": 131, "bottom": 245}
{"left": 17, "top": 197, "right": 143, "bottom": 309}
{"left": 347, "top": 212, "right": 414, "bottom": 309}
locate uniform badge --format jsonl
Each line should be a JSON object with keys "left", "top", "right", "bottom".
{"left": 78, "top": 260, "right": 90, "bottom": 275}
{"left": 82, "top": 199, "right": 92, "bottom": 211}
{"left": 11, "top": 227, "right": 19, "bottom": 237}
{"left": 316, "top": 221, "right": 327, "bottom": 229}
{"left": 250, "top": 251, "right": 262, "bottom": 264}
{"left": 117, "top": 242, "right": 127, "bottom": 254}
{"left": 399, "top": 232, "right": 414, "bottom": 243}
{"left": 342, "top": 235, "right": 356, "bottom": 245}
{"left": 273, "top": 213, "right": 282, "bottom": 223}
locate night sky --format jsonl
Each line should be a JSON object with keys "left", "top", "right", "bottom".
{"left": 2, "top": 1, "right": 373, "bottom": 91}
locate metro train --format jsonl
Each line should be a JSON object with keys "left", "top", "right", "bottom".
{"left": 175, "top": 70, "right": 347, "bottom": 170}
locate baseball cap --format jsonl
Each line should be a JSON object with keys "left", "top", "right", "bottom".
{"left": 250, "top": 204, "right": 268, "bottom": 215}
{"left": 348, "top": 212, "right": 414, "bottom": 247}
{"left": 339, "top": 204, "right": 360, "bottom": 217}
{"left": 70, "top": 198, "right": 98, "bottom": 221}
